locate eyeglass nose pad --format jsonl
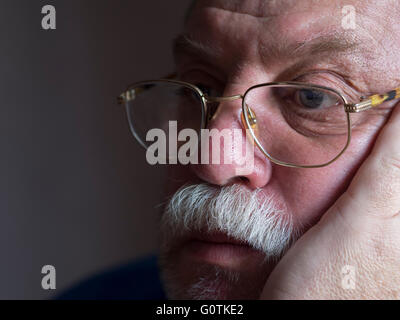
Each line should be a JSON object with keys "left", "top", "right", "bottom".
{"left": 241, "top": 104, "right": 259, "bottom": 143}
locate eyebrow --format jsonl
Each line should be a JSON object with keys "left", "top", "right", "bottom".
{"left": 279, "top": 34, "right": 361, "bottom": 58}
{"left": 173, "top": 33, "right": 362, "bottom": 63}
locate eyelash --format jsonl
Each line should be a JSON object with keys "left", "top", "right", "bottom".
{"left": 293, "top": 71, "right": 360, "bottom": 101}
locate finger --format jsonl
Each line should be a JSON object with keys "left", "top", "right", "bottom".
{"left": 339, "top": 102, "right": 400, "bottom": 220}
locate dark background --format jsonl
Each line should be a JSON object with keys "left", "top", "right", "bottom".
{"left": 0, "top": 0, "right": 190, "bottom": 299}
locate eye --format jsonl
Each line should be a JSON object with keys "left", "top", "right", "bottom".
{"left": 295, "top": 89, "right": 339, "bottom": 109}
{"left": 177, "top": 69, "right": 222, "bottom": 97}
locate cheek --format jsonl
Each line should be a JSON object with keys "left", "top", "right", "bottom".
{"left": 274, "top": 119, "right": 385, "bottom": 228}
{"left": 273, "top": 165, "right": 353, "bottom": 228}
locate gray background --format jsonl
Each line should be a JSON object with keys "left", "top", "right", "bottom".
{"left": 1, "top": 0, "right": 190, "bottom": 299}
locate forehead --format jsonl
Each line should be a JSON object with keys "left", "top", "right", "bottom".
{"left": 188, "top": 0, "right": 394, "bottom": 25}
{"left": 180, "top": 0, "right": 399, "bottom": 86}
{"left": 186, "top": 1, "right": 399, "bottom": 52}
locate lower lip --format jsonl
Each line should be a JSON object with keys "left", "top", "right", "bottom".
{"left": 182, "top": 240, "right": 260, "bottom": 268}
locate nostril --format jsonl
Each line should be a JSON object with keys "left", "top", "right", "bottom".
{"left": 238, "top": 176, "right": 250, "bottom": 184}
{"left": 222, "top": 176, "right": 250, "bottom": 187}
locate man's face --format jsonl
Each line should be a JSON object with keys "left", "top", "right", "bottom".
{"left": 158, "top": 0, "right": 400, "bottom": 299}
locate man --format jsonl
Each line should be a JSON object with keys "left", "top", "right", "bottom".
{"left": 156, "top": 0, "right": 400, "bottom": 299}
{"left": 60, "top": 0, "right": 400, "bottom": 300}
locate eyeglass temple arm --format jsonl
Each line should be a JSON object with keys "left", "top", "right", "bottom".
{"left": 118, "top": 76, "right": 400, "bottom": 113}
{"left": 117, "top": 73, "right": 177, "bottom": 105}
{"left": 345, "top": 87, "right": 400, "bottom": 113}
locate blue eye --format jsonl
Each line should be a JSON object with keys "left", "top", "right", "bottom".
{"left": 296, "top": 89, "right": 338, "bottom": 109}
{"left": 298, "top": 89, "right": 324, "bottom": 109}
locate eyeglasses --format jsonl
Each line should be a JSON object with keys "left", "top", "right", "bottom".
{"left": 118, "top": 77, "right": 400, "bottom": 168}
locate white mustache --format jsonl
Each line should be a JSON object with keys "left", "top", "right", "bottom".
{"left": 160, "top": 183, "right": 296, "bottom": 259}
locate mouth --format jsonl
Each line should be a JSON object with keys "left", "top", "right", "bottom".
{"left": 181, "top": 231, "right": 264, "bottom": 270}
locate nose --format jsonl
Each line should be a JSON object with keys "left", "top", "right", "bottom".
{"left": 191, "top": 94, "right": 272, "bottom": 190}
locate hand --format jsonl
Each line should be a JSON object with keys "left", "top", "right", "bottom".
{"left": 261, "top": 103, "right": 400, "bottom": 299}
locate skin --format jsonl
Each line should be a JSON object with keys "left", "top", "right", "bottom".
{"left": 162, "top": 0, "right": 400, "bottom": 299}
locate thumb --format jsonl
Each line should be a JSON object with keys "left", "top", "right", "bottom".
{"left": 338, "top": 102, "right": 400, "bottom": 221}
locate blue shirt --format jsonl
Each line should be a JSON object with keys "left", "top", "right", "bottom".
{"left": 57, "top": 255, "right": 166, "bottom": 300}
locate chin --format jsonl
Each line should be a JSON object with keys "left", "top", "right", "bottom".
{"left": 159, "top": 234, "right": 276, "bottom": 300}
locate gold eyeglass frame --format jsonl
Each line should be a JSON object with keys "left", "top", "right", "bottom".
{"left": 118, "top": 78, "right": 400, "bottom": 169}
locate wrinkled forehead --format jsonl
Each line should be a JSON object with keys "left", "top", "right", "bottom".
{"left": 181, "top": 0, "right": 400, "bottom": 85}
{"left": 184, "top": 0, "right": 398, "bottom": 54}
{"left": 187, "top": 0, "right": 396, "bottom": 26}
